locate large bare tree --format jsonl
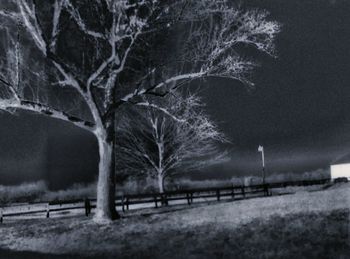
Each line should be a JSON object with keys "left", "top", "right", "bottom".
{"left": 0, "top": 0, "right": 280, "bottom": 221}
{"left": 116, "top": 91, "right": 228, "bottom": 193}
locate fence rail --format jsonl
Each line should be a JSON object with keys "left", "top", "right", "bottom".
{"left": 0, "top": 178, "right": 331, "bottom": 221}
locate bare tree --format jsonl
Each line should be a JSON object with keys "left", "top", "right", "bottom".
{"left": 0, "top": 0, "right": 280, "bottom": 221}
{"left": 116, "top": 91, "right": 228, "bottom": 193}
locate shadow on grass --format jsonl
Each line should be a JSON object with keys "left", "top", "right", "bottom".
{"left": 226, "top": 209, "right": 350, "bottom": 258}
{"left": 0, "top": 249, "right": 112, "bottom": 259}
{"left": 0, "top": 249, "right": 80, "bottom": 259}
{"left": 124, "top": 194, "right": 283, "bottom": 219}
{"left": 131, "top": 209, "right": 350, "bottom": 259}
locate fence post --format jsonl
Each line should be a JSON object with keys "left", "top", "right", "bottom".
{"left": 264, "top": 184, "right": 269, "bottom": 196}
{"left": 241, "top": 186, "right": 245, "bottom": 198}
{"left": 186, "top": 193, "right": 190, "bottom": 205}
{"left": 121, "top": 196, "right": 125, "bottom": 212}
{"left": 84, "top": 198, "right": 91, "bottom": 217}
{"left": 0, "top": 209, "right": 3, "bottom": 223}
{"left": 216, "top": 190, "right": 220, "bottom": 201}
{"left": 231, "top": 187, "right": 235, "bottom": 199}
{"left": 164, "top": 194, "right": 168, "bottom": 206}
{"left": 160, "top": 193, "right": 168, "bottom": 206}
{"left": 46, "top": 204, "right": 50, "bottom": 218}
{"left": 154, "top": 195, "right": 158, "bottom": 208}
{"left": 190, "top": 192, "right": 193, "bottom": 203}
{"left": 126, "top": 197, "right": 129, "bottom": 210}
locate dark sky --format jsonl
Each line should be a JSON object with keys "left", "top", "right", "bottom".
{"left": 0, "top": 111, "right": 98, "bottom": 189}
{"left": 1, "top": 0, "right": 350, "bottom": 188}
{"left": 201, "top": 0, "right": 350, "bottom": 178}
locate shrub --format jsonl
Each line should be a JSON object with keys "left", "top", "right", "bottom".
{"left": 0, "top": 181, "right": 48, "bottom": 205}
{"left": 334, "top": 177, "right": 348, "bottom": 183}
{"left": 42, "top": 183, "right": 96, "bottom": 201}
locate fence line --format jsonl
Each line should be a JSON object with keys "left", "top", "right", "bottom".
{"left": 0, "top": 178, "right": 330, "bottom": 220}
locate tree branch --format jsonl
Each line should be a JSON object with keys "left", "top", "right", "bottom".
{"left": 0, "top": 98, "right": 94, "bottom": 131}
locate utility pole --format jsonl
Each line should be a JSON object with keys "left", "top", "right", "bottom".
{"left": 258, "top": 145, "right": 265, "bottom": 184}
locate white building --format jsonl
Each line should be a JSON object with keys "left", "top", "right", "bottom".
{"left": 330, "top": 154, "right": 350, "bottom": 180}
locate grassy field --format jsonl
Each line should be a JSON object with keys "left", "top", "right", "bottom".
{"left": 0, "top": 183, "right": 349, "bottom": 259}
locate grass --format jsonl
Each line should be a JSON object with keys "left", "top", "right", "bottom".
{"left": 0, "top": 183, "right": 349, "bottom": 258}
{"left": 1, "top": 210, "right": 348, "bottom": 259}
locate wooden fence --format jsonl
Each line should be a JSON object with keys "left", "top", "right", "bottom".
{"left": 0, "top": 178, "right": 330, "bottom": 221}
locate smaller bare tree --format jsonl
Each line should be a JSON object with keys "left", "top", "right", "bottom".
{"left": 116, "top": 91, "right": 229, "bottom": 193}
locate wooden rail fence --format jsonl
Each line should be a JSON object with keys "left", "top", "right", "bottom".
{"left": 0, "top": 178, "right": 330, "bottom": 221}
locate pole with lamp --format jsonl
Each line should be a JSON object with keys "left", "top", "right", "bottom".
{"left": 258, "top": 145, "right": 266, "bottom": 188}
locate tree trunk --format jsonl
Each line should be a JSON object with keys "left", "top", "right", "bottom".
{"left": 94, "top": 128, "right": 119, "bottom": 222}
{"left": 158, "top": 173, "right": 168, "bottom": 206}
{"left": 158, "top": 173, "right": 164, "bottom": 193}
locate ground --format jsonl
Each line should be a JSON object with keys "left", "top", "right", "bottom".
{"left": 0, "top": 184, "right": 349, "bottom": 259}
